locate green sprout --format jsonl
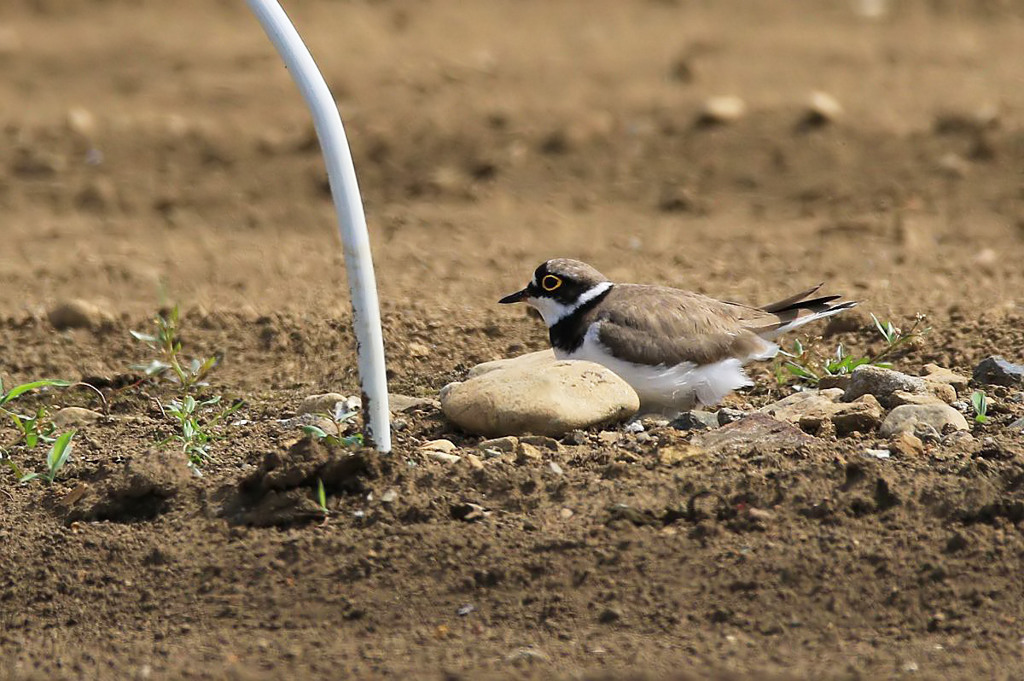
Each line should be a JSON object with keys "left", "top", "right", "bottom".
{"left": 159, "top": 395, "right": 242, "bottom": 466}
{"left": 0, "top": 377, "right": 76, "bottom": 483}
{"left": 131, "top": 306, "right": 220, "bottom": 394}
{"left": 301, "top": 402, "right": 364, "bottom": 448}
{"left": 316, "top": 477, "right": 328, "bottom": 514}
{"left": 777, "top": 314, "right": 928, "bottom": 386}
{"left": 971, "top": 390, "right": 989, "bottom": 425}
{"left": 16, "top": 430, "right": 76, "bottom": 484}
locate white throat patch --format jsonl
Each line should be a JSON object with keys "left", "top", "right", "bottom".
{"left": 528, "top": 281, "right": 612, "bottom": 327}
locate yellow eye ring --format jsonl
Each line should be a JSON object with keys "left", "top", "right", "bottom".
{"left": 541, "top": 275, "right": 562, "bottom": 292}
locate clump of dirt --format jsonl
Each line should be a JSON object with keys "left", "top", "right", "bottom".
{"left": 61, "top": 449, "right": 192, "bottom": 523}
{"left": 220, "top": 436, "right": 383, "bottom": 527}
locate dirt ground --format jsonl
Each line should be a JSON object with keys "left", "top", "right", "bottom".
{"left": 3, "top": 0, "right": 1024, "bottom": 679}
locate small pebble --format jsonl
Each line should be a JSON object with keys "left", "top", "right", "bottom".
{"left": 429, "top": 451, "right": 461, "bottom": 464}
{"left": 420, "top": 439, "right": 457, "bottom": 453}
{"left": 697, "top": 96, "right": 746, "bottom": 126}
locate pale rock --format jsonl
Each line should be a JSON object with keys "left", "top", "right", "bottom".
{"left": 420, "top": 439, "right": 457, "bottom": 453}
{"left": 66, "top": 107, "right": 97, "bottom": 138}
{"left": 462, "top": 453, "right": 485, "bottom": 470}
{"left": 761, "top": 389, "right": 880, "bottom": 435}
{"left": 297, "top": 393, "right": 347, "bottom": 417}
{"left": 441, "top": 354, "right": 639, "bottom": 437}
{"left": 921, "top": 364, "right": 969, "bottom": 394}
{"left": 804, "top": 91, "right": 843, "bottom": 126}
{"left": 466, "top": 349, "right": 553, "bottom": 379}
{"left": 922, "top": 381, "right": 956, "bottom": 404}
{"left": 429, "top": 451, "right": 461, "bottom": 464}
{"left": 827, "top": 395, "right": 884, "bottom": 436}
{"left": 880, "top": 404, "right": 969, "bottom": 438}
{"left": 889, "top": 431, "right": 925, "bottom": 457}
{"left": 761, "top": 389, "right": 845, "bottom": 424}
{"left": 478, "top": 436, "right": 518, "bottom": 453}
{"left": 407, "top": 342, "right": 430, "bottom": 359}
{"left": 389, "top": 393, "right": 440, "bottom": 413}
{"left": 52, "top": 407, "right": 103, "bottom": 428}
{"left": 516, "top": 442, "right": 544, "bottom": 464}
{"left": 48, "top": 299, "right": 114, "bottom": 330}
{"left": 698, "top": 96, "right": 746, "bottom": 125}
{"left": 888, "top": 390, "right": 947, "bottom": 407}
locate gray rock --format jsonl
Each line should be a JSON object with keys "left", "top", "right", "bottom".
{"left": 1008, "top": 416, "right": 1024, "bottom": 432}
{"left": 842, "top": 365, "right": 928, "bottom": 408}
{"left": 670, "top": 410, "right": 719, "bottom": 431}
{"left": 441, "top": 354, "right": 639, "bottom": 437}
{"left": 972, "top": 356, "right": 1024, "bottom": 387}
{"left": 694, "top": 413, "right": 816, "bottom": 455}
{"left": 880, "top": 404, "right": 969, "bottom": 438}
{"left": 716, "top": 408, "right": 746, "bottom": 426}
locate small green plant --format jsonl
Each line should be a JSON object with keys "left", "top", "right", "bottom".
{"left": 14, "top": 431, "right": 76, "bottom": 484}
{"left": 0, "top": 376, "right": 76, "bottom": 483}
{"left": 777, "top": 313, "right": 928, "bottom": 386}
{"left": 301, "top": 401, "right": 364, "bottom": 448}
{"left": 131, "top": 306, "right": 220, "bottom": 394}
{"left": 971, "top": 390, "right": 989, "bottom": 425}
{"left": 316, "top": 477, "right": 328, "bottom": 514}
{"left": 160, "top": 395, "right": 242, "bottom": 466}
{"left": 131, "top": 306, "right": 239, "bottom": 466}
{"left": 1, "top": 378, "right": 73, "bottom": 408}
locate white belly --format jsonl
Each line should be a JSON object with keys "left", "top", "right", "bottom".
{"left": 559, "top": 324, "right": 768, "bottom": 413}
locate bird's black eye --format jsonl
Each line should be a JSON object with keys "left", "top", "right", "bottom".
{"left": 541, "top": 275, "right": 562, "bottom": 292}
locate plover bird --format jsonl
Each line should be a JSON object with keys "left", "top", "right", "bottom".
{"left": 500, "top": 258, "right": 856, "bottom": 413}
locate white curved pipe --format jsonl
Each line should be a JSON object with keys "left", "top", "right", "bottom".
{"left": 246, "top": 0, "right": 391, "bottom": 452}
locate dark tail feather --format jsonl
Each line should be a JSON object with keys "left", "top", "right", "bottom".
{"left": 750, "top": 288, "right": 857, "bottom": 338}
{"left": 760, "top": 284, "right": 825, "bottom": 314}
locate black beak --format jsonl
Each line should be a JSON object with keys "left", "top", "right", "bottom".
{"left": 499, "top": 288, "right": 529, "bottom": 304}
